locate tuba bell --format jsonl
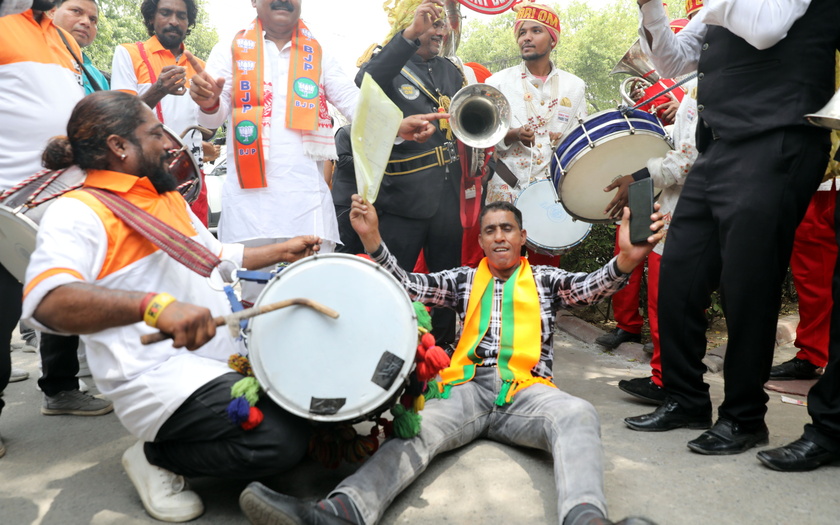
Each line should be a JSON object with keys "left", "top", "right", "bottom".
{"left": 447, "top": 83, "right": 511, "bottom": 149}
{"left": 610, "top": 39, "right": 661, "bottom": 106}
{"left": 805, "top": 89, "right": 840, "bottom": 129}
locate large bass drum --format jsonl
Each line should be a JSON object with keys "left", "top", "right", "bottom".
{"left": 551, "top": 109, "right": 671, "bottom": 223}
{"left": 0, "top": 126, "right": 201, "bottom": 282}
{"left": 247, "top": 253, "right": 418, "bottom": 423}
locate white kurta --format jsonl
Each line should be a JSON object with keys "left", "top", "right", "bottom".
{"left": 198, "top": 33, "right": 358, "bottom": 245}
{"left": 645, "top": 78, "right": 699, "bottom": 256}
{"left": 485, "top": 63, "right": 587, "bottom": 204}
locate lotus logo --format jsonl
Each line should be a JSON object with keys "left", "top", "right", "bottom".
{"left": 293, "top": 78, "right": 319, "bottom": 100}
{"left": 235, "top": 121, "right": 258, "bottom": 145}
{"left": 236, "top": 60, "right": 256, "bottom": 73}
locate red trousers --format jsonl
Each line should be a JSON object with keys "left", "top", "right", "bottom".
{"left": 611, "top": 226, "right": 645, "bottom": 334}
{"left": 790, "top": 188, "right": 836, "bottom": 368}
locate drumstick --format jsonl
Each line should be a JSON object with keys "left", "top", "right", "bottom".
{"left": 140, "top": 297, "right": 340, "bottom": 345}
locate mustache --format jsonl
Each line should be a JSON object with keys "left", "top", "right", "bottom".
{"left": 270, "top": 1, "right": 294, "bottom": 11}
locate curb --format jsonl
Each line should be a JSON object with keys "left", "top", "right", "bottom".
{"left": 556, "top": 312, "right": 650, "bottom": 364}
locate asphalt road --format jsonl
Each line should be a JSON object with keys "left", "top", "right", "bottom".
{"left": 1, "top": 317, "right": 836, "bottom": 525}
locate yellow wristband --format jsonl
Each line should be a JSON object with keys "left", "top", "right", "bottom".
{"left": 143, "top": 293, "right": 177, "bottom": 328}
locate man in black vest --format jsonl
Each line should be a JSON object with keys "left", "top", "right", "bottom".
{"left": 623, "top": 0, "right": 840, "bottom": 461}
{"left": 337, "top": 0, "right": 464, "bottom": 347}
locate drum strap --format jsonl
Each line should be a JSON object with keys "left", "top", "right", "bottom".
{"left": 493, "top": 158, "right": 520, "bottom": 189}
{"left": 136, "top": 42, "right": 167, "bottom": 125}
{"left": 83, "top": 188, "right": 220, "bottom": 277}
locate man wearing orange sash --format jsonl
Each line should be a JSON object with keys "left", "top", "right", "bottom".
{"left": 189, "top": 0, "right": 358, "bottom": 304}
{"left": 239, "top": 197, "right": 664, "bottom": 525}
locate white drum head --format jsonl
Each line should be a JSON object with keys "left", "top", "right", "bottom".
{"left": 0, "top": 206, "right": 38, "bottom": 282}
{"left": 558, "top": 133, "right": 671, "bottom": 223}
{"left": 248, "top": 253, "right": 418, "bottom": 423}
{"left": 515, "top": 180, "right": 592, "bottom": 256}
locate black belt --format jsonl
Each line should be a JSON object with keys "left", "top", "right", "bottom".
{"left": 384, "top": 142, "right": 459, "bottom": 176}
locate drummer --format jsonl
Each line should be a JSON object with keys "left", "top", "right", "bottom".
{"left": 19, "top": 90, "right": 446, "bottom": 522}
{"left": 484, "top": 1, "right": 587, "bottom": 266}
{"left": 238, "top": 194, "right": 664, "bottom": 525}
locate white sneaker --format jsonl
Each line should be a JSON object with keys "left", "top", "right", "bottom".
{"left": 9, "top": 367, "right": 29, "bottom": 383}
{"left": 122, "top": 441, "right": 204, "bottom": 522}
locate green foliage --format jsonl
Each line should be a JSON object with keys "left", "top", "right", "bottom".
{"left": 458, "top": 0, "right": 685, "bottom": 114}
{"left": 85, "top": 0, "right": 218, "bottom": 74}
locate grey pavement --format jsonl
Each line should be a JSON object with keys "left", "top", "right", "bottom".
{"left": 1, "top": 315, "right": 836, "bottom": 525}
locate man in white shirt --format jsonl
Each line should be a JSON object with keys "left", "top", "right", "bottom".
{"left": 189, "top": 0, "right": 358, "bottom": 303}
{"left": 624, "top": 0, "right": 840, "bottom": 461}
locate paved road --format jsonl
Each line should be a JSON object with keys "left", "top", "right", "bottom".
{"left": 1, "top": 318, "right": 836, "bottom": 525}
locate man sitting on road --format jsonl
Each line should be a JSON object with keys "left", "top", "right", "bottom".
{"left": 238, "top": 195, "right": 665, "bottom": 525}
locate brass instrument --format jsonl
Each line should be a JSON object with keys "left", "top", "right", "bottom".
{"left": 447, "top": 83, "right": 512, "bottom": 149}
{"left": 610, "top": 39, "right": 676, "bottom": 107}
{"left": 806, "top": 90, "right": 840, "bottom": 130}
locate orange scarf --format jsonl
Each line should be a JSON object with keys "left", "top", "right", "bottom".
{"left": 230, "top": 18, "right": 324, "bottom": 189}
{"left": 439, "top": 258, "right": 554, "bottom": 405}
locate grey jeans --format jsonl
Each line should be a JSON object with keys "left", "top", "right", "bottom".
{"left": 331, "top": 367, "right": 607, "bottom": 524}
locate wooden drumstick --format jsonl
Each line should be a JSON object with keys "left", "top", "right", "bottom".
{"left": 140, "top": 297, "right": 340, "bottom": 345}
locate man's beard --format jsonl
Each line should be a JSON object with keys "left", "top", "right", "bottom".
{"left": 156, "top": 29, "right": 185, "bottom": 50}
{"left": 141, "top": 153, "right": 179, "bottom": 194}
{"left": 521, "top": 49, "right": 549, "bottom": 62}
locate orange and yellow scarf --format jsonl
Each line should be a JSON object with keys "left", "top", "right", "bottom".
{"left": 438, "top": 258, "right": 555, "bottom": 405}
{"left": 230, "top": 18, "right": 329, "bottom": 189}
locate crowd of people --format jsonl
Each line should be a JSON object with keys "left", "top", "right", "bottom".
{"left": 1, "top": 0, "right": 839, "bottom": 524}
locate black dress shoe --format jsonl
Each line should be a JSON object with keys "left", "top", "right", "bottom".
{"left": 625, "top": 399, "right": 712, "bottom": 432}
{"left": 595, "top": 327, "right": 641, "bottom": 349}
{"left": 757, "top": 437, "right": 840, "bottom": 471}
{"left": 768, "top": 357, "right": 821, "bottom": 380}
{"left": 687, "top": 418, "right": 769, "bottom": 455}
{"left": 618, "top": 377, "right": 666, "bottom": 405}
{"left": 239, "top": 482, "right": 354, "bottom": 525}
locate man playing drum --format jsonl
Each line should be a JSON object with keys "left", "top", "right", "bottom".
{"left": 485, "top": 1, "right": 587, "bottom": 266}
{"left": 20, "top": 90, "right": 445, "bottom": 522}
{"left": 238, "top": 195, "right": 665, "bottom": 525}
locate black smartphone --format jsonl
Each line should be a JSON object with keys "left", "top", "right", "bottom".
{"left": 628, "top": 177, "right": 654, "bottom": 245}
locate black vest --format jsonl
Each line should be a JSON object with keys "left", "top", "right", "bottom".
{"left": 696, "top": 0, "right": 840, "bottom": 141}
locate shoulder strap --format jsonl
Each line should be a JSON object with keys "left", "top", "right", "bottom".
{"left": 83, "top": 188, "right": 220, "bottom": 277}
{"left": 136, "top": 41, "right": 166, "bottom": 124}
{"left": 56, "top": 27, "right": 102, "bottom": 92}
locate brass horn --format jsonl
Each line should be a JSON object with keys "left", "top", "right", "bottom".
{"left": 610, "top": 39, "right": 661, "bottom": 106}
{"left": 806, "top": 89, "right": 840, "bottom": 129}
{"left": 448, "top": 83, "right": 511, "bottom": 149}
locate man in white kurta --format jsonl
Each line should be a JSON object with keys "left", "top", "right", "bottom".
{"left": 193, "top": 1, "right": 357, "bottom": 301}
{"left": 484, "top": 4, "right": 587, "bottom": 205}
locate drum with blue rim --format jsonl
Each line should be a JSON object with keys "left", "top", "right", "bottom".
{"left": 551, "top": 109, "right": 672, "bottom": 223}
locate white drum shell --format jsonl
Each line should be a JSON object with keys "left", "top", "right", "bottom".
{"left": 515, "top": 180, "right": 592, "bottom": 256}
{"left": 0, "top": 166, "right": 86, "bottom": 282}
{"left": 247, "top": 253, "right": 418, "bottom": 423}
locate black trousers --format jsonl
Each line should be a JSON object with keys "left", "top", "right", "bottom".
{"left": 146, "top": 372, "right": 312, "bottom": 478}
{"left": 337, "top": 182, "right": 463, "bottom": 346}
{"left": 0, "top": 262, "right": 22, "bottom": 415}
{"left": 659, "top": 126, "right": 830, "bottom": 427}
{"left": 804, "top": 189, "right": 840, "bottom": 452}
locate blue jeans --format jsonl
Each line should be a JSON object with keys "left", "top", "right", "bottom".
{"left": 332, "top": 367, "right": 606, "bottom": 524}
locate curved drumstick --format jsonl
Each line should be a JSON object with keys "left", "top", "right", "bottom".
{"left": 140, "top": 297, "right": 340, "bottom": 345}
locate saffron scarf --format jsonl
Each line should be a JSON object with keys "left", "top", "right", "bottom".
{"left": 438, "top": 258, "right": 555, "bottom": 405}
{"left": 230, "top": 18, "right": 331, "bottom": 189}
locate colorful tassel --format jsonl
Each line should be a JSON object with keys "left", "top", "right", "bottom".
{"left": 226, "top": 396, "right": 250, "bottom": 424}
{"left": 391, "top": 404, "right": 422, "bottom": 438}
{"left": 241, "top": 406, "right": 264, "bottom": 430}
{"left": 231, "top": 376, "right": 261, "bottom": 406}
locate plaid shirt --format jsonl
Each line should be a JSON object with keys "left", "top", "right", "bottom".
{"left": 372, "top": 244, "right": 630, "bottom": 379}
